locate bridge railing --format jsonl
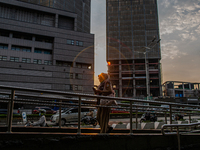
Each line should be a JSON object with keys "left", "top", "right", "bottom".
{"left": 161, "top": 122, "right": 200, "bottom": 150}
{"left": 0, "top": 85, "right": 200, "bottom": 134}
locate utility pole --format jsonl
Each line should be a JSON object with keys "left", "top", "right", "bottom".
{"left": 135, "top": 38, "right": 161, "bottom": 101}
{"left": 144, "top": 52, "right": 150, "bottom": 100}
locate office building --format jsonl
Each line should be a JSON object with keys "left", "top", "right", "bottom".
{"left": 106, "top": 0, "right": 162, "bottom": 98}
{"left": 0, "top": 0, "right": 94, "bottom": 94}
{"left": 18, "top": 0, "right": 91, "bottom": 33}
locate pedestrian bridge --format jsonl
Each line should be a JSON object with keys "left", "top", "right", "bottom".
{"left": 0, "top": 85, "right": 200, "bottom": 150}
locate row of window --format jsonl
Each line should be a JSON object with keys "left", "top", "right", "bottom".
{"left": 0, "top": 31, "right": 84, "bottom": 46}
{"left": 67, "top": 39, "right": 84, "bottom": 46}
{"left": 66, "top": 73, "right": 83, "bottom": 79}
{"left": 56, "top": 61, "right": 92, "bottom": 69}
{"left": 0, "top": 29, "right": 54, "bottom": 43}
{"left": 0, "top": 55, "right": 52, "bottom": 65}
{"left": 76, "top": 63, "right": 92, "bottom": 69}
{"left": 0, "top": 56, "right": 91, "bottom": 70}
{"left": 34, "top": 48, "right": 52, "bottom": 54}
{"left": 0, "top": 44, "right": 52, "bottom": 54}
{"left": 11, "top": 46, "right": 31, "bottom": 52}
{"left": 65, "top": 85, "right": 82, "bottom": 91}
{"left": 0, "top": 44, "right": 8, "bottom": 49}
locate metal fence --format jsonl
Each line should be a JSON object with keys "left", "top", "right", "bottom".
{"left": 0, "top": 85, "right": 200, "bottom": 134}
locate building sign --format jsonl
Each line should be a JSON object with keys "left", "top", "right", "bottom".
{"left": 22, "top": 112, "right": 27, "bottom": 123}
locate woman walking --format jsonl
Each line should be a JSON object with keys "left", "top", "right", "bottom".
{"left": 93, "top": 73, "right": 117, "bottom": 133}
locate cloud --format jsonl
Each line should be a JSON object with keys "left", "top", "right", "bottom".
{"left": 159, "top": 0, "right": 200, "bottom": 38}
{"left": 158, "top": 0, "right": 200, "bottom": 61}
{"left": 161, "top": 41, "right": 188, "bottom": 59}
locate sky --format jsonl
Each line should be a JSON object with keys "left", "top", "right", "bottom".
{"left": 91, "top": 0, "right": 200, "bottom": 85}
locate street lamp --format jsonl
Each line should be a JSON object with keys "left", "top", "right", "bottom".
{"left": 134, "top": 38, "right": 161, "bottom": 100}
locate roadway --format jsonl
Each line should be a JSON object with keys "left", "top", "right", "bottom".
{"left": 46, "top": 115, "right": 200, "bottom": 127}
{"left": 0, "top": 115, "right": 199, "bottom": 127}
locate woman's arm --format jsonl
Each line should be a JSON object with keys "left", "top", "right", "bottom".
{"left": 95, "top": 89, "right": 112, "bottom": 95}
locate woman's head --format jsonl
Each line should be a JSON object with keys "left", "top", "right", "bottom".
{"left": 98, "top": 73, "right": 108, "bottom": 82}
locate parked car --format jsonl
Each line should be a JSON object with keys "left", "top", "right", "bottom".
{"left": 50, "top": 108, "right": 96, "bottom": 126}
{"left": 32, "top": 107, "right": 56, "bottom": 114}
{"left": 140, "top": 113, "right": 157, "bottom": 123}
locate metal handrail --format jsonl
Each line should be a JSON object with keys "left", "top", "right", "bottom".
{"left": 161, "top": 122, "right": 200, "bottom": 150}
{"left": 1, "top": 85, "right": 200, "bottom": 108}
{"left": 161, "top": 122, "right": 200, "bottom": 135}
{"left": 0, "top": 85, "right": 200, "bottom": 134}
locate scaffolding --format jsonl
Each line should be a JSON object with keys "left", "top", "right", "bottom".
{"left": 107, "top": 0, "right": 161, "bottom": 98}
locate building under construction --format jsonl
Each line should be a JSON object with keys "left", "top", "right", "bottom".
{"left": 106, "top": 0, "right": 162, "bottom": 98}
{"left": 156, "top": 81, "right": 200, "bottom": 105}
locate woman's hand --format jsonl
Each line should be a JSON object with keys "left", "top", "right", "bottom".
{"left": 95, "top": 89, "right": 102, "bottom": 94}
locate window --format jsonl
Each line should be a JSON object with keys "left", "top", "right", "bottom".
{"left": 34, "top": 49, "right": 42, "bottom": 53}
{"left": 0, "top": 56, "right": 7, "bottom": 61}
{"left": 0, "top": 30, "right": 9, "bottom": 37}
{"left": 35, "top": 35, "right": 53, "bottom": 43}
{"left": 11, "top": 46, "right": 20, "bottom": 51}
{"left": 33, "top": 59, "right": 42, "bottom": 64}
{"left": 75, "top": 85, "right": 82, "bottom": 91}
{"left": 75, "top": 73, "right": 83, "bottom": 79}
{"left": 44, "top": 50, "right": 52, "bottom": 54}
{"left": 10, "top": 57, "right": 19, "bottom": 62}
{"left": 44, "top": 60, "right": 52, "bottom": 65}
{"left": 76, "top": 63, "right": 92, "bottom": 69}
{"left": 22, "top": 48, "right": 31, "bottom": 52}
{"left": 66, "top": 73, "right": 73, "bottom": 79}
{"left": 82, "top": 64, "right": 88, "bottom": 69}
{"left": 22, "top": 58, "right": 31, "bottom": 63}
{"left": 65, "top": 84, "right": 73, "bottom": 91}
{"left": 56, "top": 61, "right": 73, "bottom": 67}
{"left": 70, "top": 108, "right": 78, "bottom": 113}
{"left": 76, "top": 63, "right": 82, "bottom": 68}
{"left": 13, "top": 32, "right": 32, "bottom": 40}
{"left": 11, "top": 46, "right": 31, "bottom": 52}
{"left": 67, "top": 39, "right": 74, "bottom": 45}
{"left": 78, "top": 85, "right": 82, "bottom": 91}
{"left": 34, "top": 48, "right": 52, "bottom": 54}
{"left": 0, "top": 44, "right": 8, "bottom": 49}
{"left": 76, "top": 41, "right": 79, "bottom": 46}
{"left": 76, "top": 41, "right": 83, "bottom": 46}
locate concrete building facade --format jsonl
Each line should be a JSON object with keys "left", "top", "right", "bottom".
{"left": 18, "top": 0, "right": 91, "bottom": 33}
{"left": 160, "top": 81, "right": 200, "bottom": 105}
{"left": 0, "top": 0, "right": 94, "bottom": 94}
{"left": 106, "top": 0, "right": 162, "bottom": 98}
